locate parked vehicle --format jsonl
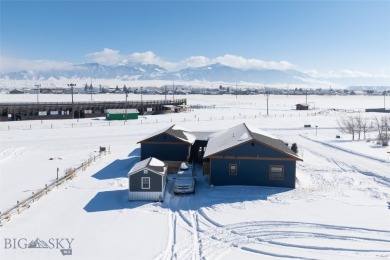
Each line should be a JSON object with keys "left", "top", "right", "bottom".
{"left": 173, "top": 162, "right": 195, "bottom": 194}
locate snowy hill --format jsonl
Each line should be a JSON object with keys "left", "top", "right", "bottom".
{"left": 1, "top": 62, "right": 318, "bottom": 85}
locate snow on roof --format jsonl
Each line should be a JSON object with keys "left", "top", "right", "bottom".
{"left": 137, "top": 125, "right": 173, "bottom": 143}
{"left": 128, "top": 157, "right": 166, "bottom": 176}
{"left": 138, "top": 124, "right": 195, "bottom": 144}
{"left": 149, "top": 157, "right": 165, "bottom": 167}
{"left": 204, "top": 123, "right": 301, "bottom": 160}
{"left": 246, "top": 124, "right": 278, "bottom": 139}
{"left": 203, "top": 123, "right": 251, "bottom": 157}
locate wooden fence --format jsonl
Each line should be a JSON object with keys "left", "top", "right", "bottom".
{"left": 0, "top": 148, "right": 109, "bottom": 227}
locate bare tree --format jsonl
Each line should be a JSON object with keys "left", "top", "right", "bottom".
{"left": 360, "top": 116, "right": 374, "bottom": 140}
{"left": 374, "top": 115, "right": 390, "bottom": 146}
{"left": 354, "top": 113, "right": 363, "bottom": 141}
{"left": 354, "top": 113, "right": 373, "bottom": 140}
{"left": 337, "top": 116, "right": 356, "bottom": 140}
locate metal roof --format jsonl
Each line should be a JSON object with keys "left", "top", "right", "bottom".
{"left": 138, "top": 124, "right": 196, "bottom": 144}
{"left": 128, "top": 157, "right": 167, "bottom": 176}
{"left": 203, "top": 123, "right": 301, "bottom": 160}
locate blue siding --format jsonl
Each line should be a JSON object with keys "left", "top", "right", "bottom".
{"left": 140, "top": 133, "right": 191, "bottom": 161}
{"left": 218, "top": 141, "right": 291, "bottom": 158}
{"left": 141, "top": 143, "right": 190, "bottom": 161}
{"left": 210, "top": 159, "right": 296, "bottom": 188}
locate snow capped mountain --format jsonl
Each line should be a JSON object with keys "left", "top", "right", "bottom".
{"left": 1, "top": 62, "right": 316, "bottom": 85}
{"left": 28, "top": 238, "right": 49, "bottom": 248}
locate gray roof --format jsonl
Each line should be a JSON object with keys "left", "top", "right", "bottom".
{"left": 128, "top": 157, "right": 167, "bottom": 176}
{"left": 204, "top": 123, "right": 301, "bottom": 160}
{"left": 138, "top": 125, "right": 196, "bottom": 144}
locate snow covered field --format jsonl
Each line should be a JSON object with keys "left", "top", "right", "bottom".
{"left": 1, "top": 94, "right": 389, "bottom": 260}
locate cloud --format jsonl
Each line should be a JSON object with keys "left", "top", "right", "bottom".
{"left": 179, "top": 54, "right": 293, "bottom": 70}
{"left": 305, "top": 69, "right": 390, "bottom": 79}
{"left": 0, "top": 56, "right": 73, "bottom": 73}
{"left": 85, "top": 49, "right": 294, "bottom": 71}
{"left": 85, "top": 48, "right": 121, "bottom": 65}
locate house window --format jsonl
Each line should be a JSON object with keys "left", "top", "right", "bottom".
{"left": 269, "top": 166, "right": 284, "bottom": 180}
{"left": 229, "top": 164, "right": 237, "bottom": 175}
{"left": 143, "top": 169, "right": 148, "bottom": 174}
{"left": 141, "top": 177, "right": 150, "bottom": 189}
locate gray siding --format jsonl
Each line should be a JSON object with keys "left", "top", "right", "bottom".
{"left": 129, "top": 169, "right": 165, "bottom": 192}
{"left": 128, "top": 191, "right": 164, "bottom": 201}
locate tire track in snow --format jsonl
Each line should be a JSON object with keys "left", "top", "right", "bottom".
{"left": 195, "top": 212, "right": 390, "bottom": 259}
{"left": 0, "top": 147, "right": 26, "bottom": 164}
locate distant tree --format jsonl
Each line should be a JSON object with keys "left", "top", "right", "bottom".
{"left": 337, "top": 116, "right": 356, "bottom": 140}
{"left": 115, "top": 85, "right": 119, "bottom": 91}
{"left": 374, "top": 115, "right": 390, "bottom": 146}
{"left": 84, "top": 83, "right": 88, "bottom": 92}
{"left": 123, "top": 85, "right": 128, "bottom": 93}
{"left": 291, "top": 143, "right": 298, "bottom": 153}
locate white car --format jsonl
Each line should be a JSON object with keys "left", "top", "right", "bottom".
{"left": 173, "top": 162, "right": 195, "bottom": 194}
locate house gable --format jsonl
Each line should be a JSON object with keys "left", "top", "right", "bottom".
{"left": 211, "top": 140, "right": 296, "bottom": 160}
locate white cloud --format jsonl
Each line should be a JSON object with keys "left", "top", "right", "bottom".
{"left": 214, "top": 54, "right": 293, "bottom": 70}
{"left": 180, "top": 56, "right": 211, "bottom": 68}
{"left": 85, "top": 48, "right": 121, "bottom": 65}
{"left": 0, "top": 56, "right": 73, "bottom": 73}
{"left": 179, "top": 54, "right": 293, "bottom": 70}
{"left": 305, "top": 69, "right": 390, "bottom": 79}
{"left": 85, "top": 49, "right": 294, "bottom": 71}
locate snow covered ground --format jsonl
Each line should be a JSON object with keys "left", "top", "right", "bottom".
{"left": 0, "top": 94, "right": 389, "bottom": 259}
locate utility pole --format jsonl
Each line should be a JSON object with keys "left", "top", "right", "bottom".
{"left": 141, "top": 86, "right": 143, "bottom": 115}
{"left": 165, "top": 86, "right": 167, "bottom": 101}
{"left": 306, "top": 90, "right": 308, "bottom": 104}
{"left": 172, "top": 82, "right": 175, "bottom": 100}
{"left": 125, "top": 93, "right": 128, "bottom": 121}
{"left": 90, "top": 79, "right": 93, "bottom": 100}
{"left": 67, "top": 83, "right": 76, "bottom": 119}
{"left": 35, "top": 84, "right": 41, "bottom": 104}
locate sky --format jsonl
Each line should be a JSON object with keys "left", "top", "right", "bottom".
{"left": 1, "top": 0, "right": 390, "bottom": 82}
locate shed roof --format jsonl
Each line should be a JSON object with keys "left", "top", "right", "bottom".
{"left": 128, "top": 157, "right": 166, "bottom": 176}
{"left": 106, "top": 109, "right": 139, "bottom": 114}
{"left": 138, "top": 124, "right": 196, "bottom": 144}
{"left": 203, "top": 123, "right": 301, "bottom": 160}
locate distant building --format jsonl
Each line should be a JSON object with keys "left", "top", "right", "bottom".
{"left": 9, "top": 89, "right": 25, "bottom": 94}
{"left": 105, "top": 109, "right": 138, "bottom": 120}
{"left": 295, "top": 103, "right": 309, "bottom": 110}
{"left": 128, "top": 157, "right": 167, "bottom": 201}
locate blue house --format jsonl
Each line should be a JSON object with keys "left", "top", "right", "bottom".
{"left": 137, "top": 125, "right": 196, "bottom": 172}
{"left": 203, "top": 123, "right": 302, "bottom": 188}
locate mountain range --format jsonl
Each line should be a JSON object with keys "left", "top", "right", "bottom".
{"left": 0, "top": 62, "right": 319, "bottom": 85}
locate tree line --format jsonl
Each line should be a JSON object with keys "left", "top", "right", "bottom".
{"left": 337, "top": 114, "right": 389, "bottom": 146}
